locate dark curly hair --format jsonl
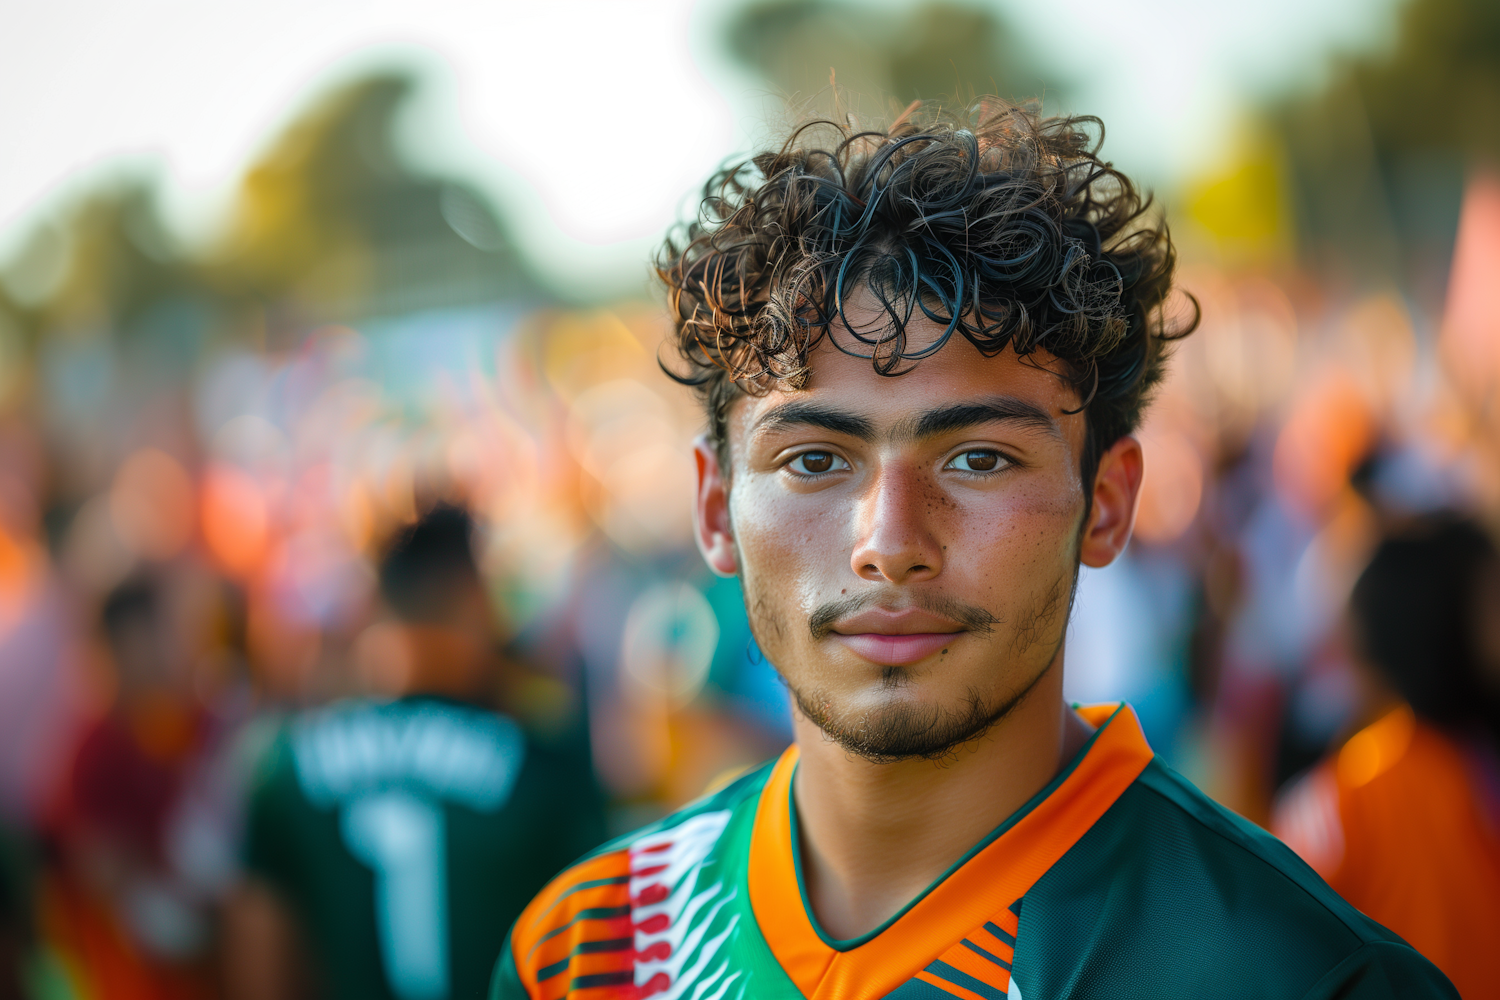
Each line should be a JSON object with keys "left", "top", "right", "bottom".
{"left": 657, "top": 98, "right": 1196, "bottom": 491}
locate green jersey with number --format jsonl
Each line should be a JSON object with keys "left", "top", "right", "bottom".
{"left": 492, "top": 704, "right": 1455, "bottom": 1000}
{"left": 244, "top": 695, "right": 603, "bottom": 1000}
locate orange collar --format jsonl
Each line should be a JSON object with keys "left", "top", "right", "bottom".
{"left": 747, "top": 703, "right": 1153, "bottom": 1000}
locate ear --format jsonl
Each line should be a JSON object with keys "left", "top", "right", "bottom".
{"left": 693, "top": 435, "right": 738, "bottom": 577}
{"left": 1079, "top": 434, "right": 1144, "bottom": 569}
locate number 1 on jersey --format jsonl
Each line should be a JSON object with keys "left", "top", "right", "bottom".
{"left": 342, "top": 791, "right": 449, "bottom": 1000}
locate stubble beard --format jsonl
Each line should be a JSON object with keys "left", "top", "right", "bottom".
{"left": 744, "top": 567, "right": 1079, "bottom": 765}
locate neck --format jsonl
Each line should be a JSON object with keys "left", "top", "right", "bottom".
{"left": 399, "top": 623, "right": 489, "bottom": 702}
{"left": 790, "top": 651, "right": 1091, "bottom": 941}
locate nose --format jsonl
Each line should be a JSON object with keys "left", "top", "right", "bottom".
{"left": 850, "top": 461, "right": 944, "bottom": 585}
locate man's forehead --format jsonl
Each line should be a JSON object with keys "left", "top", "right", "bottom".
{"left": 732, "top": 334, "right": 1084, "bottom": 434}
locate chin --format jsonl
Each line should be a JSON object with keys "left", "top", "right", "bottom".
{"left": 803, "top": 676, "right": 979, "bottom": 726}
{"left": 789, "top": 653, "right": 1047, "bottom": 763}
{"left": 797, "top": 686, "right": 1001, "bottom": 763}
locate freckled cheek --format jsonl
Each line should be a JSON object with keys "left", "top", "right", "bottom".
{"left": 730, "top": 483, "right": 848, "bottom": 594}
{"left": 947, "top": 488, "right": 1083, "bottom": 581}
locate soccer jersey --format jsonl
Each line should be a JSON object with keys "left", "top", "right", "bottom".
{"left": 492, "top": 704, "right": 1456, "bottom": 1000}
{"left": 1273, "top": 706, "right": 1500, "bottom": 1000}
{"left": 244, "top": 695, "right": 604, "bottom": 1000}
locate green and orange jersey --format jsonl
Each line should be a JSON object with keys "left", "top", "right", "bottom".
{"left": 1273, "top": 706, "right": 1500, "bottom": 1000}
{"left": 492, "top": 704, "right": 1456, "bottom": 1000}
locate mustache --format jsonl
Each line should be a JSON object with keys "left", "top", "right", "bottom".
{"left": 808, "top": 592, "right": 1000, "bottom": 641}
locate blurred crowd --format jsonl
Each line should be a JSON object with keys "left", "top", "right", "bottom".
{"left": 1, "top": 0, "right": 1499, "bottom": 996}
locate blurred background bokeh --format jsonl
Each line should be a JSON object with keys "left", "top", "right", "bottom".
{"left": 2, "top": 0, "right": 1499, "bottom": 995}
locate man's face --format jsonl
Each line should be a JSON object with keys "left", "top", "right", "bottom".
{"left": 694, "top": 307, "right": 1140, "bottom": 761}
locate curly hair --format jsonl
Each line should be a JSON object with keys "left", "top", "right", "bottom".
{"left": 656, "top": 98, "right": 1196, "bottom": 489}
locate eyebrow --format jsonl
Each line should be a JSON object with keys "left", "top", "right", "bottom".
{"left": 751, "top": 396, "right": 1059, "bottom": 442}
{"left": 898, "top": 399, "right": 1060, "bottom": 441}
{"left": 751, "top": 401, "right": 878, "bottom": 440}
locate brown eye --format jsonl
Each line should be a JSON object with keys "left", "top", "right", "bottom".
{"left": 946, "top": 450, "right": 1005, "bottom": 473}
{"left": 789, "top": 451, "right": 846, "bottom": 475}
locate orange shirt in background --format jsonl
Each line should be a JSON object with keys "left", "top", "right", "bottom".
{"left": 1274, "top": 706, "right": 1500, "bottom": 999}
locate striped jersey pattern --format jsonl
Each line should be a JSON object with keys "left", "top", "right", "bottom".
{"left": 496, "top": 704, "right": 1457, "bottom": 999}
{"left": 890, "top": 897, "right": 1024, "bottom": 1000}
{"left": 513, "top": 812, "right": 742, "bottom": 1000}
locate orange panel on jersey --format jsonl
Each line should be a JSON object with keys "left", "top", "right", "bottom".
{"left": 748, "top": 703, "right": 1154, "bottom": 1000}
{"left": 511, "top": 850, "right": 634, "bottom": 997}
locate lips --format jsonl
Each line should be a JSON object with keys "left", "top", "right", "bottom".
{"left": 832, "top": 632, "right": 958, "bottom": 665}
{"left": 826, "top": 607, "right": 965, "bottom": 666}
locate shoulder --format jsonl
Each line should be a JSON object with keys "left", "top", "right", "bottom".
{"left": 1128, "top": 759, "right": 1377, "bottom": 930}
{"left": 501, "top": 760, "right": 773, "bottom": 999}
{"left": 599, "top": 759, "right": 771, "bottom": 859}
{"left": 1018, "top": 758, "right": 1455, "bottom": 999}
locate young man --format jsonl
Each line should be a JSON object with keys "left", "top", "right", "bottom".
{"left": 491, "top": 102, "right": 1457, "bottom": 999}
{"left": 231, "top": 507, "right": 603, "bottom": 1000}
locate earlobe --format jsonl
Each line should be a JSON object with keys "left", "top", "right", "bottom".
{"left": 693, "top": 436, "right": 738, "bottom": 577}
{"left": 1079, "top": 435, "right": 1144, "bottom": 569}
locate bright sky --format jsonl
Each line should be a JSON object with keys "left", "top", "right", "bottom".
{"left": 1, "top": 0, "right": 1402, "bottom": 300}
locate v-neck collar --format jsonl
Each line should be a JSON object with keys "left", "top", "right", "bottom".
{"left": 746, "top": 703, "right": 1153, "bottom": 1000}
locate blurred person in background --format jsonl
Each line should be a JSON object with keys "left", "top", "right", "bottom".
{"left": 41, "top": 576, "right": 220, "bottom": 999}
{"left": 1273, "top": 516, "right": 1500, "bottom": 998}
{"left": 226, "top": 504, "right": 604, "bottom": 1000}
{"left": 492, "top": 100, "right": 1455, "bottom": 1000}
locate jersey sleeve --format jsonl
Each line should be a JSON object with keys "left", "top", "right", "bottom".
{"left": 1300, "top": 941, "right": 1459, "bottom": 1000}
{"left": 488, "top": 759, "right": 770, "bottom": 1000}
{"left": 489, "top": 929, "right": 528, "bottom": 1000}
{"left": 502, "top": 848, "right": 634, "bottom": 1000}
